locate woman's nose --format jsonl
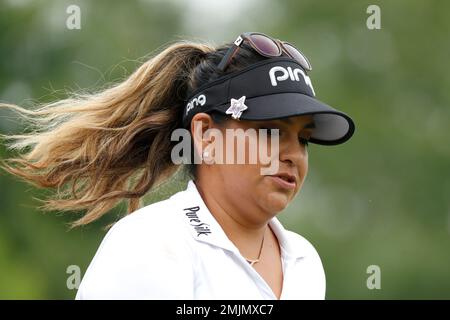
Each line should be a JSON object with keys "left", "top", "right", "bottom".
{"left": 279, "top": 134, "right": 307, "bottom": 166}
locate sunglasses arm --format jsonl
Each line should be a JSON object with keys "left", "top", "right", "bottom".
{"left": 217, "top": 35, "right": 244, "bottom": 72}
{"left": 217, "top": 46, "right": 238, "bottom": 72}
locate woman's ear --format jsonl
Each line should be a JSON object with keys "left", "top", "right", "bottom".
{"left": 190, "top": 112, "right": 214, "bottom": 160}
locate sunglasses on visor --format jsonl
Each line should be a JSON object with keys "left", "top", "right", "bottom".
{"left": 217, "top": 32, "right": 312, "bottom": 72}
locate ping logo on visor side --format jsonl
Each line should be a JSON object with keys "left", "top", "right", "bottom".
{"left": 185, "top": 94, "right": 206, "bottom": 116}
{"left": 269, "top": 66, "right": 316, "bottom": 96}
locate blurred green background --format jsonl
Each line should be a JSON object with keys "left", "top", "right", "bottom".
{"left": 0, "top": 0, "right": 449, "bottom": 299}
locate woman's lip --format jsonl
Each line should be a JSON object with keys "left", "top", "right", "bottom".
{"left": 267, "top": 175, "right": 296, "bottom": 190}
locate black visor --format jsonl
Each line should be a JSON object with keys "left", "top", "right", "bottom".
{"left": 183, "top": 57, "right": 355, "bottom": 145}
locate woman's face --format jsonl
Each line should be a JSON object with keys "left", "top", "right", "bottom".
{"left": 195, "top": 113, "right": 314, "bottom": 224}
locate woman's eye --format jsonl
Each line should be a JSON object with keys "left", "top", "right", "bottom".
{"left": 259, "top": 127, "right": 279, "bottom": 136}
{"left": 299, "top": 137, "right": 309, "bottom": 146}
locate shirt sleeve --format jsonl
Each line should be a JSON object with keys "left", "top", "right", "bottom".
{"left": 75, "top": 212, "right": 195, "bottom": 299}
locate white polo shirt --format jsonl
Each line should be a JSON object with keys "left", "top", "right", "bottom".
{"left": 75, "top": 179, "right": 326, "bottom": 300}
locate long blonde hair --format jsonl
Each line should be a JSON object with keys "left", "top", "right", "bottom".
{"left": 0, "top": 39, "right": 266, "bottom": 228}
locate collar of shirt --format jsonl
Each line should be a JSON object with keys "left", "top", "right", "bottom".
{"left": 173, "top": 179, "right": 307, "bottom": 262}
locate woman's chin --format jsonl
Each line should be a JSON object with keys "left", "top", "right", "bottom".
{"left": 262, "top": 192, "right": 291, "bottom": 213}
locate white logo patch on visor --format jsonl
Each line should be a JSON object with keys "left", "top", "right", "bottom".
{"left": 269, "top": 66, "right": 316, "bottom": 96}
{"left": 226, "top": 95, "right": 248, "bottom": 120}
{"left": 186, "top": 94, "right": 206, "bottom": 115}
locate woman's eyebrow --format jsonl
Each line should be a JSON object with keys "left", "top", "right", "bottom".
{"left": 303, "top": 122, "right": 316, "bottom": 129}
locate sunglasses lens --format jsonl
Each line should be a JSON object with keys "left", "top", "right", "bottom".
{"left": 249, "top": 34, "right": 281, "bottom": 57}
{"left": 283, "top": 43, "right": 312, "bottom": 71}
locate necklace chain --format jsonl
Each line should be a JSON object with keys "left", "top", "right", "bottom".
{"left": 244, "top": 230, "right": 266, "bottom": 266}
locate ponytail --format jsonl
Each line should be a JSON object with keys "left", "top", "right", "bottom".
{"left": 0, "top": 40, "right": 215, "bottom": 227}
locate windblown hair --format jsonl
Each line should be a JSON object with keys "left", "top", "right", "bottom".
{"left": 0, "top": 39, "right": 265, "bottom": 227}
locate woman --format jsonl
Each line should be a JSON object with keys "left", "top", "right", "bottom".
{"left": 0, "top": 32, "right": 355, "bottom": 299}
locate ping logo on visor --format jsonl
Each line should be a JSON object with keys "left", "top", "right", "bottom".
{"left": 185, "top": 94, "right": 206, "bottom": 115}
{"left": 269, "top": 66, "right": 315, "bottom": 96}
